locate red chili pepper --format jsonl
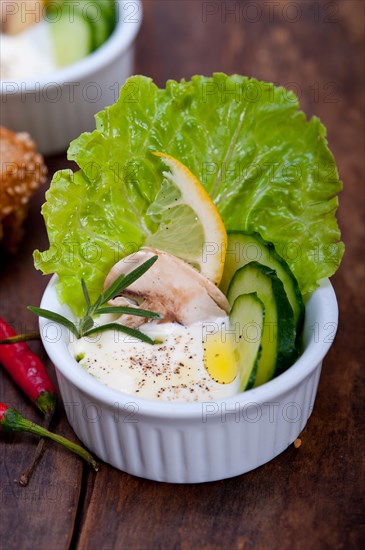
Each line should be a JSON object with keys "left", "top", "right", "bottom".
{"left": 0, "top": 317, "right": 57, "bottom": 416}
{"left": 0, "top": 402, "right": 8, "bottom": 422}
{"left": 0, "top": 403, "right": 99, "bottom": 471}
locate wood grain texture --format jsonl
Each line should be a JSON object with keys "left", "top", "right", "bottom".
{"left": 1, "top": 1, "right": 364, "bottom": 549}
{"left": 0, "top": 157, "right": 85, "bottom": 550}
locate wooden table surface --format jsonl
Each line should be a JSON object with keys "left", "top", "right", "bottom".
{"left": 1, "top": 1, "right": 364, "bottom": 549}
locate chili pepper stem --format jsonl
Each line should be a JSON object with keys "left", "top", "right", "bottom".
{"left": 25, "top": 421, "right": 98, "bottom": 471}
{"left": 3, "top": 408, "right": 99, "bottom": 472}
{"left": 18, "top": 410, "right": 54, "bottom": 487}
{"left": 0, "top": 332, "right": 41, "bottom": 344}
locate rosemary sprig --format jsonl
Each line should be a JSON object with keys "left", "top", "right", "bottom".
{"left": 83, "top": 323, "right": 155, "bottom": 345}
{"left": 96, "top": 306, "right": 160, "bottom": 318}
{"left": 29, "top": 255, "right": 160, "bottom": 344}
{"left": 27, "top": 307, "right": 80, "bottom": 338}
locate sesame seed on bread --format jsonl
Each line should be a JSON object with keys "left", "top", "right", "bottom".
{"left": 0, "top": 126, "right": 47, "bottom": 252}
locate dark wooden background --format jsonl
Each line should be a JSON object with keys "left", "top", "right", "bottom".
{"left": 1, "top": 1, "right": 364, "bottom": 549}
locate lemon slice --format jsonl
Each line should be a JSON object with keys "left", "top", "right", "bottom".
{"left": 146, "top": 152, "right": 227, "bottom": 285}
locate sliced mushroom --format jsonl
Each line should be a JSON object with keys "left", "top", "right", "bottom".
{"left": 104, "top": 247, "right": 229, "bottom": 328}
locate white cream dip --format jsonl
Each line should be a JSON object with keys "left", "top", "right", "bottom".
{"left": 69, "top": 318, "right": 239, "bottom": 403}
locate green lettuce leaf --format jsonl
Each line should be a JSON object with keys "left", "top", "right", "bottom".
{"left": 34, "top": 73, "right": 344, "bottom": 315}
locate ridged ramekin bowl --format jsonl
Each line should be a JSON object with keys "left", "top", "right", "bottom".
{"left": 0, "top": 0, "right": 142, "bottom": 154}
{"left": 40, "top": 277, "right": 338, "bottom": 483}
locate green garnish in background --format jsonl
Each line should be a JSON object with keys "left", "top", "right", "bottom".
{"left": 34, "top": 73, "right": 344, "bottom": 316}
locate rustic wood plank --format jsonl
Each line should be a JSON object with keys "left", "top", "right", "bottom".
{"left": 1, "top": 1, "right": 364, "bottom": 549}
{"left": 76, "top": 2, "right": 364, "bottom": 549}
{"left": 0, "top": 157, "right": 85, "bottom": 550}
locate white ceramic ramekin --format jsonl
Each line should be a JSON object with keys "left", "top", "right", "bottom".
{"left": 39, "top": 277, "right": 338, "bottom": 483}
{"left": 0, "top": 1, "right": 142, "bottom": 154}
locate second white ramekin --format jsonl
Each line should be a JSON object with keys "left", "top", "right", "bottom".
{"left": 0, "top": 1, "right": 142, "bottom": 154}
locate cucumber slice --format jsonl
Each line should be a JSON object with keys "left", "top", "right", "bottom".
{"left": 230, "top": 293, "right": 264, "bottom": 391}
{"left": 91, "top": 16, "right": 110, "bottom": 50}
{"left": 227, "top": 262, "right": 297, "bottom": 385}
{"left": 221, "top": 231, "right": 304, "bottom": 332}
{"left": 94, "top": 0, "right": 117, "bottom": 35}
{"left": 51, "top": 10, "right": 93, "bottom": 67}
{"left": 48, "top": 1, "right": 117, "bottom": 59}
{"left": 78, "top": 1, "right": 111, "bottom": 50}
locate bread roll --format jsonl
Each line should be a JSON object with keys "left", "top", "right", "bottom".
{"left": 1, "top": 1, "right": 44, "bottom": 35}
{"left": 0, "top": 126, "right": 47, "bottom": 252}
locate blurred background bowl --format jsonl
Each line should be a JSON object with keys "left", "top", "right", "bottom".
{"left": 0, "top": 0, "right": 142, "bottom": 154}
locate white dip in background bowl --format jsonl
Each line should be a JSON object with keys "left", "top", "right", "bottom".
{"left": 39, "top": 275, "right": 338, "bottom": 483}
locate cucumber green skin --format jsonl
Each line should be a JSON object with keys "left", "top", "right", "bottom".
{"left": 230, "top": 293, "right": 264, "bottom": 391}
{"left": 94, "top": 0, "right": 117, "bottom": 35}
{"left": 228, "top": 262, "right": 297, "bottom": 385}
{"left": 221, "top": 231, "right": 305, "bottom": 334}
{"left": 82, "top": 0, "right": 117, "bottom": 49}
{"left": 269, "top": 273, "right": 298, "bottom": 375}
{"left": 246, "top": 346, "right": 261, "bottom": 390}
{"left": 84, "top": 7, "right": 110, "bottom": 50}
